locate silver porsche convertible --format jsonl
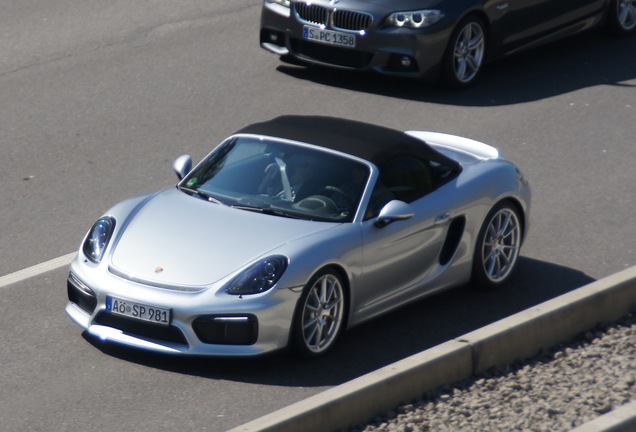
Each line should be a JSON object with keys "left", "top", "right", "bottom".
{"left": 66, "top": 116, "right": 531, "bottom": 358}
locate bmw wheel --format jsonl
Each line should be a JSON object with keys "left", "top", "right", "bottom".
{"left": 292, "top": 269, "right": 346, "bottom": 358}
{"left": 442, "top": 16, "right": 487, "bottom": 88}
{"left": 607, "top": 0, "right": 636, "bottom": 35}
{"left": 472, "top": 202, "right": 522, "bottom": 289}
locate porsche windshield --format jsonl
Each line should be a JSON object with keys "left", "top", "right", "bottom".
{"left": 179, "top": 136, "right": 370, "bottom": 222}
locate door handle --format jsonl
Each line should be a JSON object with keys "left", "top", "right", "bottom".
{"left": 434, "top": 213, "right": 451, "bottom": 225}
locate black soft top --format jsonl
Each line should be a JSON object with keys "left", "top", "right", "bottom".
{"left": 235, "top": 115, "right": 461, "bottom": 170}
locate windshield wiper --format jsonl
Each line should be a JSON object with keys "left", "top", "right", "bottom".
{"left": 231, "top": 205, "right": 301, "bottom": 219}
{"left": 178, "top": 186, "right": 226, "bottom": 205}
{"left": 178, "top": 185, "right": 198, "bottom": 196}
{"left": 201, "top": 192, "right": 226, "bottom": 206}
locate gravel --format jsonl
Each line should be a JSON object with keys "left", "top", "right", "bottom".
{"left": 351, "top": 313, "right": 636, "bottom": 432}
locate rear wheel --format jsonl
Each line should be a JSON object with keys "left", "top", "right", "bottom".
{"left": 607, "top": 0, "right": 636, "bottom": 35}
{"left": 442, "top": 16, "right": 487, "bottom": 88}
{"left": 472, "top": 202, "right": 522, "bottom": 289}
{"left": 291, "top": 269, "right": 346, "bottom": 358}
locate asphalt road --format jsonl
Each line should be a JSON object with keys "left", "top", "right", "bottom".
{"left": 1, "top": 1, "right": 635, "bottom": 431}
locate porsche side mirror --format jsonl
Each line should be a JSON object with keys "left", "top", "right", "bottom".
{"left": 375, "top": 200, "right": 415, "bottom": 228}
{"left": 173, "top": 155, "right": 192, "bottom": 180}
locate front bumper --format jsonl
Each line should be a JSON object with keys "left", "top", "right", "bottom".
{"left": 65, "top": 256, "right": 301, "bottom": 356}
{"left": 260, "top": 1, "right": 453, "bottom": 79}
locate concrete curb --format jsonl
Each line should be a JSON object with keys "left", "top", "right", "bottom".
{"left": 228, "top": 265, "right": 636, "bottom": 432}
{"left": 570, "top": 400, "right": 636, "bottom": 432}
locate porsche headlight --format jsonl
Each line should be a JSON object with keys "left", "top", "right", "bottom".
{"left": 226, "top": 256, "right": 288, "bottom": 295}
{"left": 82, "top": 217, "right": 115, "bottom": 263}
{"left": 386, "top": 10, "right": 445, "bottom": 29}
{"left": 267, "top": 0, "right": 290, "bottom": 8}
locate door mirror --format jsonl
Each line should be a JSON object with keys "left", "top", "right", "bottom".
{"left": 375, "top": 200, "right": 414, "bottom": 228}
{"left": 173, "top": 155, "right": 192, "bottom": 180}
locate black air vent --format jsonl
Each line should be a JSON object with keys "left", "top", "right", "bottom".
{"left": 439, "top": 217, "right": 466, "bottom": 265}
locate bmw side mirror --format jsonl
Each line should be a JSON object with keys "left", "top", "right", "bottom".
{"left": 375, "top": 200, "right": 415, "bottom": 228}
{"left": 173, "top": 155, "right": 192, "bottom": 180}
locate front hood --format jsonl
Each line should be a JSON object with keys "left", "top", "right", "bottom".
{"left": 109, "top": 188, "right": 335, "bottom": 287}
{"left": 302, "top": 0, "right": 445, "bottom": 14}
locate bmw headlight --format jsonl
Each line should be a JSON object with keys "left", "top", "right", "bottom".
{"left": 82, "top": 217, "right": 116, "bottom": 263}
{"left": 267, "top": 0, "right": 290, "bottom": 8}
{"left": 226, "top": 256, "right": 288, "bottom": 295}
{"left": 386, "top": 10, "right": 445, "bottom": 29}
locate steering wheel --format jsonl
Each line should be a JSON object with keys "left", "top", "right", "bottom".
{"left": 318, "top": 186, "right": 355, "bottom": 208}
{"left": 295, "top": 195, "right": 338, "bottom": 214}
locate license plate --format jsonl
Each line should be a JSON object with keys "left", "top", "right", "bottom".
{"left": 303, "top": 26, "right": 356, "bottom": 48}
{"left": 106, "top": 296, "right": 171, "bottom": 326}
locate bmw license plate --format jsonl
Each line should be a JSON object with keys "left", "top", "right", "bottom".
{"left": 106, "top": 296, "right": 171, "bottom": 326}
{"left": 303, "top": 26, "right": 355, "bottom": 48}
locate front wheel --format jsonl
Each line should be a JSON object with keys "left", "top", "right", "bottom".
{"left": 472, "top": 203, "right": 522, "bottom": 290}
{"left": 607, "top": 0, "right": 636, "bottom": 35}
{"left": 442, "top": 16, "right": 487, "bottom": 88}
{"left": 291, "top": 269, "right": 346, "bottom": 358}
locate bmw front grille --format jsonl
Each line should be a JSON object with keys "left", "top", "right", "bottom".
{"left": 332, "top": 9, "right": 372, "bottom": 32}
{"left": 295, "top": 3, "right": 329, "bottom": 26}
{"left": 294, "top": 3, "right": 372, "bottom": 32}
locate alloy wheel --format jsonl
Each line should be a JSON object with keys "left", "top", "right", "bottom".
{"left": 453, "top": 21, "right": 485, "bottom": 84}
{"left": 618, "top": 0, "right": 636, "bottom": 30}
{"left": 480, "top": 207, "right": 521, "bottom": 283}
{"left": 300, "top": 272, "right": 345, "bottom": 355}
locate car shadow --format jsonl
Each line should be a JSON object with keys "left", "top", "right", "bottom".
{"left": 85, "top": 256, "right": 595, "bottom": 387}
{"left": 274, "top": 30, "right": 636, "bottom": 106}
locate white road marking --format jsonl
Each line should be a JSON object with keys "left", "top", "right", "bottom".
{"left": 0, "top": 252, "right": 76, "bottom": 289}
